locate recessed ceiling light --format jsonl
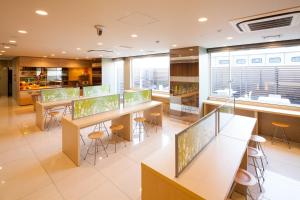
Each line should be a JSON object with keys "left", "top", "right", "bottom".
{"left": 1, "top": 50, "right": 5, "bottom": 53}
{"left": 198, "top": 17, "right": 208, "bottom": 22}
{"left": 85, "top": 56, "right": 89, "bottom": 59}
{"left": 226, "top": 36, "right": 233, "bottom": 40}
{"left": 18, "top": 30, "right": 27, "bottom": 34}
{"left": 35, "top": 10, "right": 48, "bottom": 16}
{"left": 61, "top": 51, "right": 66, "bottom": 54}
{"left": 76, "top": 47, "right": 81, "bottom": 51}
{"left": 97, "top": 42, "right": 103, "bottom": 46}
{"left": 189, "top": 48, "right": 194, "bottom": 51}
{"left": 43, "top": 56, "right": 47, "bottom": 58}
{"left": 131, "top": 34, "right": 138, "bottom": 38}
{"left": 9, "top": 40, "right": 16, "bottom": 43}
{"left": 4, "top": 46, "right": 10, "bottom": 49}
{"left": 51, "top": 54, "right": 55, "bottom": 57}
{"left": 172, "top": 44, "right": 177, "bottom": 47}
{"left": 0, "top": 54, "right": 2, "bottom": 56}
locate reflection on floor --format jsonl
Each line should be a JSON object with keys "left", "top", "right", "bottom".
{"left": 0, "top": 97, "right": 299, "bottom": 200}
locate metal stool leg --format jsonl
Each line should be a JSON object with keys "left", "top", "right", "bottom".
{"left": 252, "top": 157, "right": 263, "bottom": 192}
{"left": 282, "top": 128, "right": 291, "bottom": 149}
{"left": 258, "top": 143, "right": 268, "bottom": 165}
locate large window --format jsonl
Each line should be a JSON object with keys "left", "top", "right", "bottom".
{"left": 131, "top": 55, "right": 170, "bottom": 92}
{"left": 211, "top": 46, "right": 300, "bottom": 106}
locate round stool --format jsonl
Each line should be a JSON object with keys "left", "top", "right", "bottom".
{"left": 235, "top": 169, "right": 257, "bottom": 200}
{"left": 47, "top": 111, "right": 60, "bottom": 131}
{"left": 250, "top": 135, "right": 268, "bottom": 164}
{"left": 248, "top": 147, "right": 265, "bottom": 192}
{"left": 134, "top": 117, "right": 148, "bottom": 141}
{"left": 271, "top": 122, "right": 291, "bottom": 148}
{"left": 109, "top": 124, "right": 125, "bottom": 153}
{"left": 150, "top": 112, "right": 161, "bottom": 133}
{"left": 84, "top": 131, "right": 108, "bottom": 165}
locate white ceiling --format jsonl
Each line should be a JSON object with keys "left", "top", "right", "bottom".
{"left": 0, "top": 0, "right": 300, "bottom": 59}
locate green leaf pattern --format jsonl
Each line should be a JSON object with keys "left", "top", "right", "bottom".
{"left": 73, "top": 94, "right": 120, "bottom": 119}
{"left": 41, "top": 88, "right": 80, "bottom": 103}
{"left": 83, "top": 85, "right": 110, "bottom": 97}
{"left": 124, "top": 89, "right": 151, "bottom": 107}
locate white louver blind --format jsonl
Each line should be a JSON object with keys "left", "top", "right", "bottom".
{"left": 210, "top": 46, "right": 300, "bottom": 105}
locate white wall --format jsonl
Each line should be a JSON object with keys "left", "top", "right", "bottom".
{"left": 102, "top": 58, "right": 117, "bottom": 93}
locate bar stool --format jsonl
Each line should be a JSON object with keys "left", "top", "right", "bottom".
{"left": 271, "top": 122, "right": 291, "bottom": 149}
{"left": 229, "top": 169, "right": 258, "bottom": 200}
{"left": 62, "top": 103, "right": 72, "bottom": 116}
{"left": 248, "top": 147, "right": 265, "bottom": 192}
{"left": 150, "top": 112, "right": 161, "bottom": 133}
{"left": 84, "top": 131, "right": 108, "bottom": 165}
{"left": 250, "top": 135, "right": 268, "bottom": 165}
{"left": 94, "top": 121, "right": 109, "bottom": 136}
{"left": 134, "top": 116, "right": 148, "bottom": 141}
{"left": 108, "top": 124, "right": 126, "bottom": 153}
{"left": 45, "top": 110, "right": 60, "bottom": 131}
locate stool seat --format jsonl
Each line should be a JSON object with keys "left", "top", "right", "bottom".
{"left": 49, "top": 111, "right": 60, "bottom": 116}
{"left": 110, "top": 124, "right": 124, "bottom": 132}
{"left": 248, "top": 147, "right": 264, "bottom": 158}
{"left": 235, "top": 169, "right": 257, "bottom": 186}
{"left": 134, "top": 117, "right": 146, "bottom": 123}
{"left": 88, "top": 131, "right": 105, "bottom": 139}
{"left": 250, "top": 135, "right": 266, "bottom": 143}
{"left": 150, "top": 112, "right": 161, "bottom": 117}
{"left": 272, "top": 122, "right": 289, "bottom": 128}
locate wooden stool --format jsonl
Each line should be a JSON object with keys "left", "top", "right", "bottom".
{"left": 94, "top": 121, "right": 109, "bottom": 136}
{"left": 109, "top": 124, "right": 125, "bottom": 153}
{"left": 271, "top": 122, "right": 291, "bottom": 148}
{"left": 229, "top": 169, "right": 257, "bottom": 200}
{"left": 46, "top": 111, "right": 60, "bottom": 131}
{"left": 150, "top": 112, "right": 161, "bottom": 133}
{"left": 248, "top": 147, "right": 265, "bottom": 192}
{"left": 62, "top": 103, "right": 72, "bottom": 116}
{"left": 251, "top": 135, "right": 268, "bottom": 165}
{"left": 134, "top": 117, "right": 148, "bottom": 141}
{"left": 84, "top": 131, "right": 108, "bottom": 165}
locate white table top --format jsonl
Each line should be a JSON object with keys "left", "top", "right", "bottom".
{"left": 142, "top": 115, "right": 256, "bottom": 200}
{"left": 204, "top": 99, "right": 300, "bottom": 118}
{"left": 62, "top": 100, "right": 162, "bottom": 129}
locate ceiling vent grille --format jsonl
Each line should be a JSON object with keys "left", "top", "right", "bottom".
{"left": 230, "top": 7, "right": 300, "bottom": 33}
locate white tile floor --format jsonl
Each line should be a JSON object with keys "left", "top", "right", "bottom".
{"left": 0, "top": 97, "right": 299, "bottom": 200}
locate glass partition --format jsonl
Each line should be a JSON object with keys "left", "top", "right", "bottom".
{"left": 123, "top": 89, "right": 152, "bottom": 107}
{"left": 218, "top": 98, "right": 235, "bottom": 132}
{"left": 175, "top": 110, "right": 217, "bottom": 177}
{"left": 41, "top": 87, "right": 80, "bottom": 103}
{"left": 72, "top": 94, "right": 120, "bottom": 120}
{"left": 83, "top": 85, "right": 110, "bottom": 97}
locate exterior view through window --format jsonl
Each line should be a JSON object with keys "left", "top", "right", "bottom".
{"left": 131, "top": 55, "right": 170, "bottom": 92}
{"left": 211, "top": 46, "right": 300, "bottom": 106}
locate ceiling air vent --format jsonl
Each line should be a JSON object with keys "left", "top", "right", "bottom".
{"left": 230, "top": 7, "right": 300, "bottom": 33}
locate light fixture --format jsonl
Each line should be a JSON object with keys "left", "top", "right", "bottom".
{"left": 131, "top": 34, "right": 138, "bottom": 38}
{"left": 9, "top": 40, "right": 16, "bottom": 43}
{"left": 51, "top": 54, "right": 55, "bottom": 57}
{"left": 76, "top": 47, "right": 81, "bottom": 51}
{"left": 1, "top": 50, "right": 5, "bottom": 53}
{"left": 35, "top": 10, "right": 48, "bottom": 16}
{"left": 226, "top": 36, "right": 233, "bottom": 40}
{"left": 75, "top": 57, "right": 79, "bottom": 60}
{"left": 4, "top": 46, "right": 10, "bottom": 49}
{"left": 98, "top": 55, "right": 103, "bottom": 57}
{"left": 18, "top": 30, "right": 27, "bottom": 34}
{"left": 61, "top": 51, "right": 66, "bottom": 54}
{"left": 97, "top": 42, "right": 103, "bottom": 46}
{"left": 43, "top": 56, "right": 47, "bottom": 58}
{"left": 172, "top": 44, "right": 177, "bottom": 47}
{"left": 0, "top": 54, "right": 2, "bottom": 56}
{"left": 198, "top": 17, "right": 208, "bottom": 22}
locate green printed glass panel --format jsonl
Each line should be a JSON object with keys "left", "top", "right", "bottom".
{"left": 219, "top": 99, "right": 235, "bottom": 131}
{"left": 176, "top": 112, "right": 216, "bottom": 176}
{"left": 72, "top": 94, "right": 119, "bottom": 119}
{"left": 41, "top": 88, "right": 80, "bottom": 103}
{"left": 124, "top": 89, "right": 151, "bottom": 107}
{"left": 83, "top": 85, "right": 110, "bottom": 97}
